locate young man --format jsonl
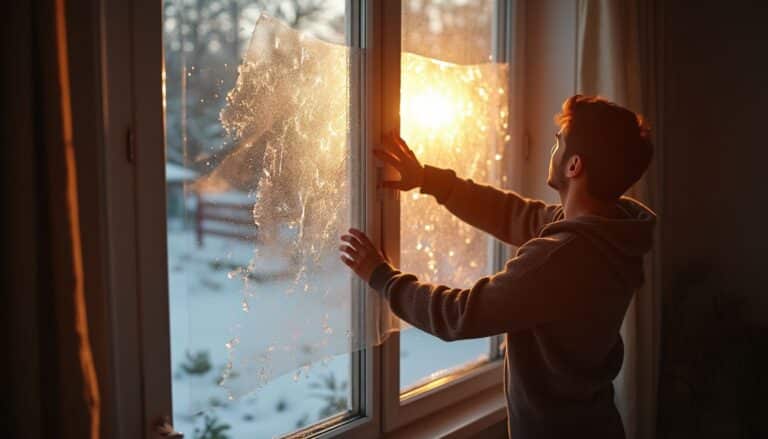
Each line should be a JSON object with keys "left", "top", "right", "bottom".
{"left": 339, "top": 95, "right": 656, "bottom": 438}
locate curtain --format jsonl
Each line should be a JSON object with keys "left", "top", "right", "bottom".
{"left": 2, "top": 0, "right": 101, "bottom": 437}
{"left": 54, "top": 0, "right": 102, "bottom": 434}
{"left": 576, "top": 1, "right": 660, "bottom": 439}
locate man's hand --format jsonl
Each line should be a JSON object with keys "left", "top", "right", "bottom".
{"left": 374, "top": 131, "right": 425, "bottom": 191}
{"left": 339, "top": 228, "right": 387, "bottom": 283}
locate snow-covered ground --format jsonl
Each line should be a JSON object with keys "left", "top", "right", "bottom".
{"left": 168, "top": 220, "right": 489, "bottom": 438}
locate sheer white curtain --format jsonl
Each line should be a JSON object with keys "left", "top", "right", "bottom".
{"left": 576, "top": 1, "right": 660, "bottom": 438}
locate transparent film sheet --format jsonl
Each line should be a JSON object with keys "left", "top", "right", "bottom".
{"left": 178, "top": 14, "right": 509, "bottom": 408}
{"left": 204, "top": 14, "right": 366, "bottom": 402}
{"left": 400, "top": 53, "right": 509, "bottom": 289}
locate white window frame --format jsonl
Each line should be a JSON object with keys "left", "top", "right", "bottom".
{"left": 381, "top": 0, "right": 526, "bottom": 433}
{"left": 99, "top": 0, "right": 527, "bottom": 437}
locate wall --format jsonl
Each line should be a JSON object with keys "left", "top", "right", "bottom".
{"left": 656, "top": 1, "right": 768, "bottom": 437}
{"left": 522, "top": 0, "right": 577, "bottom": 202}
{"left": 660, "top": 0, "right": 768, "bottom": 320}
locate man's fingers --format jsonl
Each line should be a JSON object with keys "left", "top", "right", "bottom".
{"left": 379, "top": 139, "right": 409, "bottom": 162}
{"left": 391, "top": 130, "right": 406, "bottom": 149}
{"left": 382, "top": 132, "right": 410, "bottom": 161}
{"left": 339, "top": 244, "right": 358, "bottom": 258}
{"left": 403, "top": 143, "right": 417, "bottom": 159}
{"left": 394, "top": 136, "right": 412, "bottom": 158}
{"left": 348, "top": 228, "right": 375, "bottom": 249}
{"left": 373, "top": 149, "right": 402, "bottom": 168}
{"left": 391, "top": 131, "right": 415, "bottom": 158}
{"left": 343, "top": 229, "right": 376, "bottom": 256}
{"left": 340, "top": 254, "right": 355, "bottom": 269}
{"left": 340, "top": 234, "right": 363, "bottom": 249}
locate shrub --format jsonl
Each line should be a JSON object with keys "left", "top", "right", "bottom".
{"left": 181, "top": 350, "right": 212, "bottom": 375}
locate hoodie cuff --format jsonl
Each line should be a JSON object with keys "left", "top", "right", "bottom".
{"left": 420, "top": 165, "right": 457, "bottom": 205}
{"left": 369, "top": 262, "right": 398, "bottom": 293}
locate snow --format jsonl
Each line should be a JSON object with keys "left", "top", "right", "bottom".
{"left": 200, "top": 190, "right": 255, "bottom": 204}
{"left": 169, "top": 225, "right": 350, "bottom": 438}
{"left": 166, "top": 162, "right": 200, "bottom": 182}
{"left": 168, "top": 224, "right": 491, "bottom": 438}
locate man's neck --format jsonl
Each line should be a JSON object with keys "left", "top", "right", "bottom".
{"left": 560, "top": 190, "right": 619, "bottom": 220}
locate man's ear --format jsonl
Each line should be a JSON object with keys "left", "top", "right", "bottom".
{"left": 565, "top": 154, "right": 582, "bottom": 178}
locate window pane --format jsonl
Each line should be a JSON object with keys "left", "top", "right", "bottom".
{"left": 163, "top": 1, "right": 354, "bottom": 437}
{"left": 399, "top": 0, "right": 502, "bottom": 392}
{"left": 402, "top": 0, "right": 494, "bottom": 63}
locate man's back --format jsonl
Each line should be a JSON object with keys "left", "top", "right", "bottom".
{"left": 502, "top": 200, "right": 653, "bottom": 438}
{"left": 367, "top": 167, "right": 655, "bottom": 438}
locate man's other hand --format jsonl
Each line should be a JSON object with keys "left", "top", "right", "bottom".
{"left": 374, "top": 131, "right": 425, "bottom": 191}
{"left": 339, "top": 228, "right": 387, "bottom": 283}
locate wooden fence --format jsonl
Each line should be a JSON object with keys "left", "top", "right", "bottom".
{"left": 195, "top": 193, "right": 258, "bottom": 247}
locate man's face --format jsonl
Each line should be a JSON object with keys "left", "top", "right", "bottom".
{"left": 547, "top": 128, "right": 568, "bottom": 192}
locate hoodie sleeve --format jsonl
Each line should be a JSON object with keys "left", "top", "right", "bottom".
{"left": 369, "top": 234, "right": 580, "bottom": 341}
{"left": 420, "top": 165, "right": 561, "bottom": 246}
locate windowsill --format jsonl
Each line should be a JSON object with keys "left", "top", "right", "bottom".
{"left": 385, "top": 385, "right": 506, "bottom": 439}
{"left": 400, "top": 359, "right": 501, "bottom": 405}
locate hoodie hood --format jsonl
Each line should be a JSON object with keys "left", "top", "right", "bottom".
{"left": 540, "top": 197, "right": 657, "bottom": 287}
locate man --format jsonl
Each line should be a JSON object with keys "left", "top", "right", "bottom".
{"left": 339, "top": 95, "right": 656, "bottom": 438}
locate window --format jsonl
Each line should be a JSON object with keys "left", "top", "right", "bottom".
{"left": 163, "top": 2, "right": 363, "bottom": 437}
{"left": 398, "top": 0, "right": 506, "bottom": 394}
{"left": 108, "top": 0, "right": 521, "bottom": 437}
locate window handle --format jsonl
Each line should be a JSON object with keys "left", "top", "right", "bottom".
{"left": 155, "top": 416, "right": 183, "bottom": 438}
{"left": 376, "top": 165, "right": 399, "bottom": 201}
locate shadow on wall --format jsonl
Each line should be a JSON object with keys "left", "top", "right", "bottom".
{"left": 657, "top": 263, "right": 768, "bottom": 438}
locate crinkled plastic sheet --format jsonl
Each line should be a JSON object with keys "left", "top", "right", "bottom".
{"left": 400, "top": 54, "right": 509, "bottom": 289}
{"left": 196, "top": 13, "right": 508, "bottom": 402}
{"left": 207, "top": 14, "right": 368, "bottom": 401}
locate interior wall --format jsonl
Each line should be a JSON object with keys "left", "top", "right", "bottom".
{"left": 522, "top": 0, "right": 577, "bottom": 203}
{"left": 1, "top": 2, "right": 44, "bottom": 437}
{"left": 1, "top": 1, "right": 96, "bottom": 438}
{"left": 659, "top": 1, "right": 768, "bottom": 317}
{"left": 656, "top": 1, "right": 768, "bottom": 437}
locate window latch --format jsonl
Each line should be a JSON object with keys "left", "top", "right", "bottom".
{"left": 377, "top": 165, "right": 399, "bottom": 201}
{"left": 126, "top": 126, "right": 136, "bottom": 163}
{"left": 155, "top": 416, "right": 183, "bottom": 438}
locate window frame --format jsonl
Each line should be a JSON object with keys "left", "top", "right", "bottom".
{"left": 381, "top": 0, "right": 523, "bottom": 433}
{"left": 100, "top": 0, "right": 526, "bottom": 437}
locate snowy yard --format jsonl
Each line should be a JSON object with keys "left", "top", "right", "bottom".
{"left": 168, "top": 220, "right": 488, "bottom": 438}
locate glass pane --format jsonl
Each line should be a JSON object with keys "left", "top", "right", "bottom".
{"left": 399, "top": 0, "right": 503, "bottom": 392}
{"left": 163, "top": 1, "right": 355, "bottom": 437}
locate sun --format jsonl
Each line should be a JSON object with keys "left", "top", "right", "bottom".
{"left": 401, "top": 88, "right": 458, "bottom": 131}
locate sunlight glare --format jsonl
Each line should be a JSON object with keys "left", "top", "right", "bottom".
{"left": 398, "top": 52, "right": 508, "bottom": 287}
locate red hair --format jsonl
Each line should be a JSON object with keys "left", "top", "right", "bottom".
{"left": 555, "top": 95, "right": 652, "bottom": 201}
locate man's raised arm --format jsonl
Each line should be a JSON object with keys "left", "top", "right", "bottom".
{"left": 420, "top": 165, "right": 560, "bottom": 246}
{"left": 375, "top": 132, "right": 560, "bottom": 246}
{"left": 368, "top": 233, "right": 582, "bottom": 340}
{"left": 338, "top": 227, "right": 584, "bottom": 341}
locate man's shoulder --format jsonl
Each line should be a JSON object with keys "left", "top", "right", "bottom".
{"left": 513, "top": 231, "right": 584, "bottom": 268}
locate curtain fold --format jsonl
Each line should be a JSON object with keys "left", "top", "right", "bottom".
{"left": 55, "top": 0, "right": 102, "bottom": 434}
{"left": 3, "top": 0, "right": 101, "bottom": 437}
{"left": 576, "top": 1, "right": 659, "bottom": 439}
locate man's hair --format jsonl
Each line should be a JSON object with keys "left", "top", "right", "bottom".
{"left": 555, "top": 95, "right": 653, "bottom": 202}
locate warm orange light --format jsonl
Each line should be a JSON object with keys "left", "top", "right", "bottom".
{"left": 399, "top": 52, "right": 508, "bottom": 288}
{"left": 402, "top": 88, "right": 457, "bottom": 131}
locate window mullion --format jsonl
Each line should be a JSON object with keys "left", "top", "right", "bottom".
{"left": 372, "top": 0, "right": 403, "bottom": 433}
{"left": 489, "top": 0, "right": 510, "bottom": 362}
{"left": 348, "top": 0, "right": 367, "bottom": 422}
